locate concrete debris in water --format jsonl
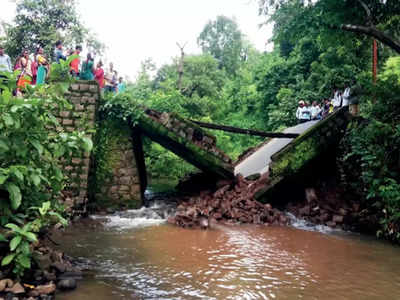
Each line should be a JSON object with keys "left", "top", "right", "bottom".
{"left": 168, "top": 173, "right": 289, "bottom": 229}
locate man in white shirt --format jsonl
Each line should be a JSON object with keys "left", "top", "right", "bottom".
{"left": 310, "top": 101, "right": 322, "bottom": 120}
{"left": 342, "top": 84, "right": 351, "bottom": 107}
{"left": 296, "top": 100, "right": 311, "bottom": 123}
{"left": 0, "top": 45, "right": 12, "bottom": 73}
{"left": 104, "top": 62, "right": 116, "bottom": 92}
{"left": 332, "top": 89, "right": 342, "bottom": 109}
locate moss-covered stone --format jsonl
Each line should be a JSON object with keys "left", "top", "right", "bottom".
{"left": 89, "top": 117, "right": 142, "bottom": 210}
{"left": 139, "top": 113, "right": 234, "bottom": 179}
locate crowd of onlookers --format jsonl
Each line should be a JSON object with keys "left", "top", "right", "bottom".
{"left": 0, "top": 41, "right": 125, "bottom": 95}
{"left": 296, "top": 84, "right": 351, "bottom": 123}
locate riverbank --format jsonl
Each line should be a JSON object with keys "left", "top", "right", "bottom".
{"left": 0, "top": 236, "right": 84, "bottom": 300}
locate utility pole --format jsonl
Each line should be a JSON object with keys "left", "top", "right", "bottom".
{"left": 372, "top": 39, "right": 378, "bottom": 84}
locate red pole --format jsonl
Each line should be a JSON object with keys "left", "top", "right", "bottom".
{"left": 372, "top": 39, "right": 378, "bottom": 84}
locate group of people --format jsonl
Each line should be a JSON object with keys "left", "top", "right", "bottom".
{"left": 0, "top": 41, "right": 125, "bottom": 94}
{"left": 296, "top": 84, "right": 352, "bottom": 123}
{"left": 0, "top": 45, "right": 50, "bottom": 90}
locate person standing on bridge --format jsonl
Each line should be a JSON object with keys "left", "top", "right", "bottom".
{"left": 80, "top": 53, "right": 95, "bottom": 80}
{"left": 342, "top": 83, "right": 351, "bottom": 107}
{"left": 117, "top": 77, "right": 125, "bottom": 93}
{"left": 0, "top": 45, "right": 12, "bottom": 94}
{"left": 310, "top": 101, "right": 322, "bottom": 120}
{"left": 94, "top": 61, "right": 105, "bottom": 89}
{"left": 296, "top": 100, "right": 311, "bottom": 123}
{"left": 104, "top": 62, "right": 116, "bottom": 92}
{"left": 0, "top": 45, "right": 12, "bottom": 73}
{"left": 331, "top": 87, "right": 342, "bottom": 110}
{"left": 69, "top": 45, "right": 82, "bottom": 78}
{"left": 54, "top": 40, "right": 66, "bottom": 63}
{"left": 36, "top": 46, "right": 50, "bottom": 85}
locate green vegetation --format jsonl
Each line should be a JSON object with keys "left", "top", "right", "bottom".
{"left": 0, "top": 73, "right": 92, "bottom": 277}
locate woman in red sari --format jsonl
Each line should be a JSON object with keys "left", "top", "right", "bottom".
{"left": 94, "top": 61, "right": 105, "bottom": 89}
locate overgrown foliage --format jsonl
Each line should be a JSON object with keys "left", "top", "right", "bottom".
{"left": 339, "top": 59, "right": 400, "bottom": 241}
{"left": 0, "top": 72, "right": 92, "bottom": 277}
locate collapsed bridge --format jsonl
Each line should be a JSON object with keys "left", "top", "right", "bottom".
{"left": 57, "top": 81, "right": 351, "bottom": 212}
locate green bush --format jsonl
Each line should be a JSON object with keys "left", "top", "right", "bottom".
{"left": 339, "top": 65, "right": 400, "bottom": 242}
{"left": 0, "top": 72, "right": 92, "bottom": 277}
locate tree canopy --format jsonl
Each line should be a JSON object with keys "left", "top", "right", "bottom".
{"left": 197, "top": 16, "right": 246, "bottom": 75}
{"left": 3, "top": 0, "right": 104, "bottom": 59}
{"left": 258, "top": 0, "right": 400, "bottom": 53}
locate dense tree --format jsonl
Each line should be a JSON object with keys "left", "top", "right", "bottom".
{"left": 258, "top": 0, "right": 400, "bottom": 54}
{"left": 197, "top": 16, "right": 246, "bottom": 75}
{"left": 3, "top": 0, "right": 104, "bottom": 59}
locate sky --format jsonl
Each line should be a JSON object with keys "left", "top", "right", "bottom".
{"left": 0, "top": 0, "right": 273, "bottom": 80}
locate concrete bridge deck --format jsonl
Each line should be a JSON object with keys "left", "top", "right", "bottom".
{"left": 234, "top": 121, "right": 319, "bottom": 178}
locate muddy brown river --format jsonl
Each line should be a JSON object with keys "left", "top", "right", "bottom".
{"left": 54, "top": 207, "right": 400, "bottom": 300}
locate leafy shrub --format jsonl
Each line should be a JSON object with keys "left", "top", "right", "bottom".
{"left": 0, "top": 72, "right": 92, "bottom": 277}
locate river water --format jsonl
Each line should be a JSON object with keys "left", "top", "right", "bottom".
{"left": 54, "top": 201, "right": 400, "bottom": 300}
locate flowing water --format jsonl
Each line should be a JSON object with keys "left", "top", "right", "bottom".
{"left": 55, "top": 201, "right": 400, "bottom": 300}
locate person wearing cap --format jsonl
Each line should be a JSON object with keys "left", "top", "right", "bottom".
{"left": 0, "top": 45, "right": 12, "bottom": 73}
{"left": 296, "top": 100, "right": 311, "bottom": 123}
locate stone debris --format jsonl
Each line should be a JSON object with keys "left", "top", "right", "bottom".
{"left": 286, "top": 187, "right": 371, "bottom": 231}
{"left": 0, "top": 240, "right": 81, "bottom": 300}
{"left": 168, "top": 173, "right": 289, "bottom": 229}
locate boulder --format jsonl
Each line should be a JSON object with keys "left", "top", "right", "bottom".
{"left": 51, "top": 262, "right": 66, "bottom": 273}
{"left": 332, "top": 215, "right": 344, "bottom": 223}
{"left": 33, "top": 252, "right": 52, "bottom": 271}
{"left": 29, "top": 283, "right": 56, "bottom": 296}
{"left": 0, "top": 279, "right": 13, "bottom": 292}
{"left": 57, "top": 279, "right": 77, "bottom": 291}
{"left": 5, "top": 282, "right": 25, "bottom": 294}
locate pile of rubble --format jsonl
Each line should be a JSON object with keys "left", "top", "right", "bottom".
{"left": 168, "top": 174, "right": 289, "bottom": 229}
{"left": 286, "top": 187, "right": 373, "bottom": 231}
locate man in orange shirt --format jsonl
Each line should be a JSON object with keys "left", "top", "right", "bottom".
{"left": 69, "top": 45, "right": 82, "bottom": 77}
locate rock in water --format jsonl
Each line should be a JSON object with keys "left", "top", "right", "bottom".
{"left": 199, "top": 216, "right": 209, "bottom": 229}
{"left": 305, "top": 188, "right": 318, "bottom": 203}
{"left": 57, "top": 279, "right": 77, "bottom": 291}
